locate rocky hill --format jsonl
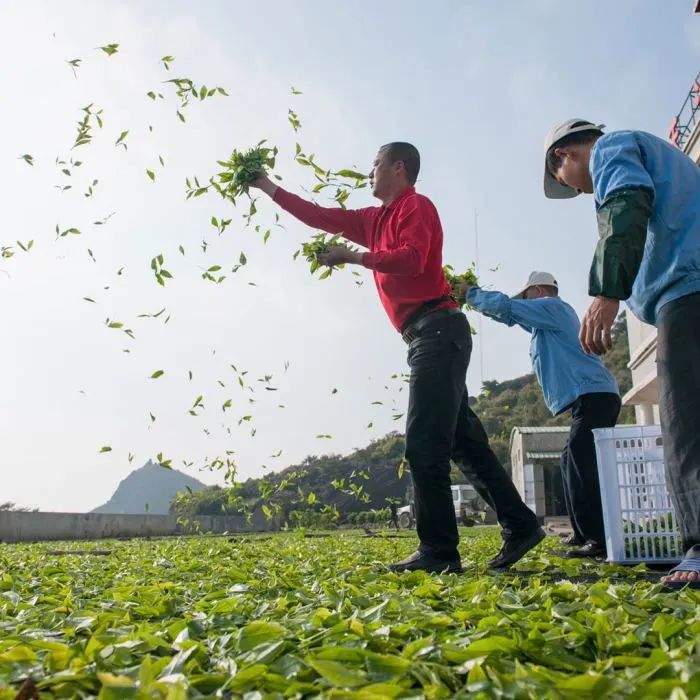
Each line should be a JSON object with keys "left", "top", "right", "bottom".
{"left": 92, "top": 460, "right": 206, "bottom": 515}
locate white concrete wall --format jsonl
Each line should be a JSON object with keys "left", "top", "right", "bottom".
{"left": 511, "top": 434, "right": 525, "bottom": 496}
{"left": 626, "top": 313, "right": 656, "bottom": 354}
{"left": 635, "top": 403, "right": 660, "bottom": 425}
{"left": 0, "top": 511, "right": 277, "bottom": 543}
{"left": 523, "top": 463, "right": 537, "bottom": 515}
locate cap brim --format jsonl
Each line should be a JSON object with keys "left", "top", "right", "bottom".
{"left": 543, "top": 168, "right": 579, "bottom": 199}
{"left": 511, "top": 285, "right": 530, "bottom": 300}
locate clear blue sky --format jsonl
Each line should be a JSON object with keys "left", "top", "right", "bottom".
{"left": 0, "top": 1, "right": 698, "bottom": 511}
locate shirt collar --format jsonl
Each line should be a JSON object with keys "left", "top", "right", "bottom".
{"left": 383, "top": 186, "right": 415, "bottom": 210}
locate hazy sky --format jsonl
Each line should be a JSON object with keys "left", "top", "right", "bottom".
{"left": 1, "top": 1, "right": 698, "bottom": 512}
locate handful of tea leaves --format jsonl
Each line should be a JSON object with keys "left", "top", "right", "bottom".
{"left": 187, "top": 141, "right": 279, "bottom": 204}
{"left": 296, "top": 233, "right": 357, "bottom": 280}
{"left": 214, "top": 142, "right": 278, "bottom": 202}
{"left": 443, "top": 264, "right": 479, "bottom": 312}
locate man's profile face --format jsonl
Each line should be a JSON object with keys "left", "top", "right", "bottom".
{"left": 553, "top": 144, "right": 594, "bottom": 194}
{"left": 370, "top": 148, "right": 399, "bottom": 198}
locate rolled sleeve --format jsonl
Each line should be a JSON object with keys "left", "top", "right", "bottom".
{"left": 589, "top": 188, "right": 652, "bottom": 299}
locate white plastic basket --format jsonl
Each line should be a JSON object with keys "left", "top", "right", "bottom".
{"left": 592, "top": 425, "right": 682, "bottom": 565}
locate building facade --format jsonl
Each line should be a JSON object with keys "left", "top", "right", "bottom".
{"left": 624, "top": 73, "right": 700, "bottom": 424}
{"left": 509, "top": 427, "right": 570, "bottom": 518}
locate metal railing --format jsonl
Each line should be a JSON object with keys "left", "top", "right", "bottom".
{"left": 669, "top": 71, "right": 700, "bottom": 150}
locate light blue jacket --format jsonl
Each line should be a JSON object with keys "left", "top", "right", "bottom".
{"left": 591, "top": 131, "right": 700, "bottom": 325}
{"left": 467, "top": 288, "right": 619, "bottom": 415}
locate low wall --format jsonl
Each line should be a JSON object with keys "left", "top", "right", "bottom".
{"left": 0, "top": 511, "right": 278, "bottom": 543}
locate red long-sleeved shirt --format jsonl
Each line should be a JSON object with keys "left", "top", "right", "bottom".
{"left": 274, "top": 186, "right": 456, "bottom": 331}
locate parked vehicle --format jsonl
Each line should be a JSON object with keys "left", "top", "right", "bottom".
{"left": 396, "top": 484, "right": 486, "bottom": 528}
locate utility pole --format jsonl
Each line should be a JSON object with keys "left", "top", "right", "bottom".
{"left": 474, "top": 211, "right": 484, "bottom": 385}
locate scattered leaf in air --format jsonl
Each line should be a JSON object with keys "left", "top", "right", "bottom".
{"left": 97, "top": 43, "right": 119, "bottom": 56}
{"left": 66, "top": 58, "right": 82, "bottom": 77}
{"left": 156, "top": 452, "right": 172, "bottom": 469}
{"left": 114, "top": 130, "right": 129, "bottom": 150}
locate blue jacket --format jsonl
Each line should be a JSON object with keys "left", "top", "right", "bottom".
{"left": 467, "top": 288, "right": 619, "bottom": 415}
{"left": 591, "top": 131, "right": 700, "bottom": 325}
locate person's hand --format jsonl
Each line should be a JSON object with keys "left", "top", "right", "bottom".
{"left": 317, "top": 246, "right": 363, "bottom": 267}
{"left": 580, "top": 296, "right": 620, "bottom": 354}
{"left": 452, "top": 280, "right": 476, "bottom": 302}
{"left": 249, "top": 174, "right": 278, "bottom": 198}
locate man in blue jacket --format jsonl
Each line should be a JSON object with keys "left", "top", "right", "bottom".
{"left": 457, "top": 271, "right": 620, "bottom": 557}
{"left": 543, "top": 118, "right": 700, "bottom": 587}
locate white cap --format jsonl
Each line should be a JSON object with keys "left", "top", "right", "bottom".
{"left": 512, "top": 271, "right": 558, "bottom": 299}
{"left": 543, "top": 118, "right": 605, "bottom": 199}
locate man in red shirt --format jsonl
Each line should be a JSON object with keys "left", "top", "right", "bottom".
{"left": 252, "top": 142, "right": 544, "bottom": 572}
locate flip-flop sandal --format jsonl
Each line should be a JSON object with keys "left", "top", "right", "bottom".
{"left": 662, "top": 556, "right": 700, "bottom": 590}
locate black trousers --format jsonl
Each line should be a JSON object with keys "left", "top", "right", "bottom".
{"left": 560, "top": 393, "right": 621, "bottom": 544}
{"left": 405, "top": 311, "right": 539, "bottom": 560}
{"left": 657, "top": 292, "right": 700, "bottom": 552}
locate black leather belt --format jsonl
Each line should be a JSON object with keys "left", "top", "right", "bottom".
{"left": 402, "top": 307, "right": 461, "bottom": 344}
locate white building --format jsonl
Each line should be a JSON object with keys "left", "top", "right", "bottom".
{"left": 509, "top": 427, "right": 570, "bottom": 518}
{"left": 624, "top": 73, "right": 700, "bottom": 424}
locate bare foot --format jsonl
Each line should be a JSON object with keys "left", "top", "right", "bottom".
{"left": 661, "top": 570, "right": 700, "bottom": 584}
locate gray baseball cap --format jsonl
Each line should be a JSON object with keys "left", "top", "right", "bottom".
{"left": 512, "top": 271, "right": 558, "bottom": 299}
{"left": 543, "top": 118, "right": 605, "bottom": 199}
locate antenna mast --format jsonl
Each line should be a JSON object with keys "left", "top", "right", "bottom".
{"left": 475, "top": 211, "right": 484, "bottom": 385}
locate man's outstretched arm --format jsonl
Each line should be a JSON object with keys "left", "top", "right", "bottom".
{"left": 465, "top": 288, "right": 561, "bottom": 333}
{"left": 251, "top": 175, "right": 370, "bottom": 247}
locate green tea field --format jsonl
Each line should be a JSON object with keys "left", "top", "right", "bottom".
{"left": 1, "top": 528, "right": 699, "bottom": 699}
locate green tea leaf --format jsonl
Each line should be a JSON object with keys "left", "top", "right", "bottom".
{"left": 96, "top": 43, "right": 119, "bottom": 56}
{"left": 238, "top": 621, "right": 287, "bottom": 651}
{"left": 306, "top": 658, "right": 367, "bottom": 687}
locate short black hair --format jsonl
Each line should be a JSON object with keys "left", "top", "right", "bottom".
{"left": 380, "top": 142, "right": 420, "bottom": 185}
{"left": 545, "top": 123, "right": 603, "bottom": 175}
{"left": 540, "top": 284, "right": 559, "bottom": 297}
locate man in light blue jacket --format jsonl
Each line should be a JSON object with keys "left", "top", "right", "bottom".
{"left": 459, "top": 271, "right": 620, "bottom": 557}
{"left": 543, "top": 118, "right": 700, "bottom": 587}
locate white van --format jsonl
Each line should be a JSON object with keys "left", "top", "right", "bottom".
{"left": 396, "top": 484, "right": 486, "bottom": 529}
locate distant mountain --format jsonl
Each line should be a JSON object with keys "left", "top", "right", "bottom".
{"left": 92, "top": 460, "right": 207, "bottom": 515}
